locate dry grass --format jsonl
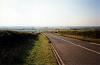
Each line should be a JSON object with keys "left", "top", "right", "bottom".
{"left": 62, "top": 34, "right": 100, "bottom": 44}
{"left": 24, "top": 34, "right": 57, "bottom": 65}
{"left": 54, "top": 29, "right": 100, "bottom": 44}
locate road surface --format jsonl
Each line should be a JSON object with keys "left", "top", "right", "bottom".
{"left": 45, "top": 33, "right": 100, "bottom": 65}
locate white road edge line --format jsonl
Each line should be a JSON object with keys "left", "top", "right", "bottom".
{"left": 51, "top": 43, "right": 65, "bottom": 65}
{"left": 90, "top": 43, "right": 100, "bottom": 45}
{"left": 44, "top": 33, "right": 65, "bottom": 65}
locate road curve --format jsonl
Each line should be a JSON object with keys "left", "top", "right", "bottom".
{"left": 45, "top": 33, "right": 100, "bottom": 65}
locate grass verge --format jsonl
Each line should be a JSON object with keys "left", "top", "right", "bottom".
{"left": 54, "top": 33, "right": 100, "bottom": 44}
{"left": 24, "top": 34, "right": 57, "bottom": 65}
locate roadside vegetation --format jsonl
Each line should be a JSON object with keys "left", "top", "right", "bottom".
{"left": 0, "top": 30, "right": 38, "bottom": 65}
{"left": 54, "top": 30, "right": 100, "bottom": 43}
{"left": 24, "top": 34, "right": 57, "bottom": 65}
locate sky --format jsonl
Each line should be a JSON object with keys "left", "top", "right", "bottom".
{"left": 0, "top": 0, "right": 100, "bottom": 27}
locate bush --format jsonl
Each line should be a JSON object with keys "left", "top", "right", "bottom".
{"left": 0, "top": 30, "right": 39, "bottom": 65}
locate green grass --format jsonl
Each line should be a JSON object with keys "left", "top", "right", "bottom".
{"left": 0, "top": 30, "right": 38, "bottom": 65}
{"left": 24, "top": 34, "right": 57, "bottom": 65}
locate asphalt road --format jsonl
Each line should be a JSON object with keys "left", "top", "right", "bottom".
{"left": 45, "top": 33, "right": 100, "bottom": 65}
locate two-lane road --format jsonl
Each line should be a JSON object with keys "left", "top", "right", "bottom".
{"left": 45, "top": 33, "right": 100, "bottom": 65}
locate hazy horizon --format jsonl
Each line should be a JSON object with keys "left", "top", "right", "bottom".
{"left": 0, "top": 0, "right": 100, "bottom": 27}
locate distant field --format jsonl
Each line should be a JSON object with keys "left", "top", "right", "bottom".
{"left": 54, "top": 30, "right": 100, "bottom": 43}
{"left": 0, "top": 30, "right": 38, "bottom": 65}
{"left": 56, "top": 30, "right": 100, "bottom": 39}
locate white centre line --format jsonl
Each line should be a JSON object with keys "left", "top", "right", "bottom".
{"left": 53, "top": 35, "right": 100, "bottom": 55}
